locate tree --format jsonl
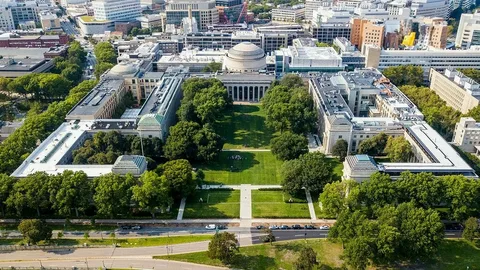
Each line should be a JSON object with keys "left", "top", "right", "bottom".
{"left": 396, "top": 172, "right": 445, "bottom": 208}
{"left": 316, "top": 42, "right": 330, "bottom": 47}
{"left": 319, "top": 180, "right": 360, "bottom": 218}
{"left": 83, "top": 231, "right": 90, "bottom": 240}
{"left": 462, "top": 217, "right": 479, "bottom": 241}
{"left": 270, "top": 131, "right": 308, "bottom": 161}
{"left": 359, "top": 172, "right": 398, "bottom": 209}
{"left": 132, "top": 171, "right": 172, "bottom": 218}
{"left": 282, "top": 152, "right": 333, "bottom": 196}
{"left": 357, "top": 133, "right": 388, "bottom": 156}
{"left": 7, "top": 172, "right": 51, "bottom": 217}
{"left": 61, "top": 64, "right": 83, "bottom": 83}
{"left": 328, "top": 210, "right": 368, "bottom": 248}
{"left": 192, "top": 84, "right": 229, "bottom": 124}
{"left": 57, "top": 231, "right": 64, "bottom": 239}
{"left": 93, "top": 173, "right": 136, "bottom": 218}
{"left": 443, "top": 175, "right": 480, "bottom": 221}
{"left": 343, "top": 237, "right": 372, "bottom": 270}
{"left": 382, "top": 65, "right": 424, "bottom": 86}
{"left": 94, "top": 41, "right": 116, "bottom": 64}
{"left": 202, "top": 62, "right": 223, "bottom": 72}
{"left": 261, "top": 228, "right": 276, "bottom": 244}
{"left": 331, "top": 139, "right": 348, "bottom": 161}
{"left": 295, "top": 246, "right": 318, "bottom": 270}
{"left": 384, "top": 136, "right": 413, "bottom": 162}
{"left": 0, "top": 174, "right": 15, "bottom": 216}
{"left": 460, "top": 68, "right": 480, "bottom": 83}
{"left": 194, "top": 126, "right": 224, "bottom": 161}
{"left": 164, "top": 121, "right": 201, "bottom": 160}
{"left": 161, "top": 159, "right": 195, "bottom": 199}
{"left": 94, "top": 62, "right": 114, "bottom": 79}
{"left": 262, "top": 77, "right": 317, "bottom": 134}
{"left": 207, "top": 232, "right": 239, "bottom": 263}
{"left": 18, "top": 219, "right": 52, "bottom": 245}
{"left": 49, "top": 170, "right": 91, "bottom": 217}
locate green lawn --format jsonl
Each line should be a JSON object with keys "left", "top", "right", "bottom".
{"left": 252, "top": 190, "right": 310, "bottom": 218}
{"left": 0, "top": 235, "right": 213, "bottom": 247}
{"left": 198, "top": 151, "right": 284, "bottom": 185}
{"left": 155, "top": 239, "right": 480, "bottom": 270}
{"left": 216, "top": 105, "right": 274, "bottom": 149}
{"left": 183, "top": 190, "right": 240, "bottom": 218}
{"left": 155, "top": 239, "right": 344, "bottom": 270}
{"left": 327, "top": 158, "right": 344, "bottom": 181}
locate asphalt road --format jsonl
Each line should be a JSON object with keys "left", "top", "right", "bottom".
{"left": 60, "top": 20, "right": 79, "bottom": 36}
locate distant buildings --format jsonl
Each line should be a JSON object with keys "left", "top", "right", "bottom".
{"left": 350, "top": 18, "right": 384, "bottom": 51}
{"left": 429, "top": 68, "right": 480, "bottom": 114}
{"left": 165, "top": 0, "right": 219, "bottom": 30}
{"left": 39, "top": 11, "right": 60, "bottom": 30}
{"left": 92, "top": 0, "right": 141, "bottom": 22}
{"left": 271, "top": 4, "right": 305, "bottom": 23}
{"left": 456, "top": 12, "right": 480, "bottom": 49}
{"left": 310, "top": 7, "right": 351, "bottom": 43}
{"left": 0, "top": 33, "right": 68, "bottom": 47}
{"left": 453, "top": 117, "right": 480, "bottom": 153}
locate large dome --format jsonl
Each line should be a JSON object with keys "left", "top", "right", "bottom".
{"left": 224, "top": 42, "right": 266, "bottom": 73}
{"left": 109, "top": 62, "right": 138, "bottom": 76}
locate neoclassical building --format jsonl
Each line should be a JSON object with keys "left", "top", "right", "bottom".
{"left": 217, "top": 74, "right": 274, "bottom": 102}
{"left": 224, "top": 42, "right": 267, "bottom": 73}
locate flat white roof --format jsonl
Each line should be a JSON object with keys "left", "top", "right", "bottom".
{"left": 11, "top": 120, "right": 114, "bottom": 178}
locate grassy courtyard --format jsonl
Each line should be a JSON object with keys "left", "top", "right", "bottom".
{"left": 216, "top": 105, "right": 274, "bottom": 149}
{"left": 183, "top": 190, "right": 240, "bottom": 218}
{"left": 199, "top": 151, "right": 284, "bottom": 185}
{"left": 155, "top": 239, "right": 480, "bottom": 270}
{"left": 252, "top": 190, "right": 310, "bottom": 218}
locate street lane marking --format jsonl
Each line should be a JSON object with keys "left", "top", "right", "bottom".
{"left": 294, "top": 234, "right": 304, "bottom": 237}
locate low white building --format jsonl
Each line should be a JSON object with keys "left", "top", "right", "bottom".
{"left": 157, "top": 48, "right": 226, "bottom": 72}
{"left": 453, "top": 117, "right": 480, "bottom": 153}
{"left": 77, "top": 16, "right": 114, "bottom": 35}
{"left": 272, "top": 4, "right": 305, "bottom": 23}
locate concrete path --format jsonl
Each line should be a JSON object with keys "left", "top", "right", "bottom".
{"left": 305, "top": 190, "right": 317, "bottom": 220}
{"left": 200, "top": 184, "right": 282, "bottom": 190}
{"left": 240, "top": 184, "right": 252, "bottom": 229}
{"left": 176, "top": 198, "right": 187, "bottom": 220}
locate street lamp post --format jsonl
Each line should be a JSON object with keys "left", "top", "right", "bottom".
{"left": 289, "top": 198, "right": 293, "bottom": 208}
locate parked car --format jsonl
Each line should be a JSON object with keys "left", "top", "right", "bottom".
{"left": 269, "top": 225, "right": 279, "bottom": 230}
{"left": 132, "top": 225, "right": 142, "bottom": 230}
{"left": 280, "top": 225, "right": 289, "bottom": 230}
{"left": 292, "top": 224, "right": 302, "bottom": 229}
{"left": 304, "top": 225, "right": 315, "bottom": 230}
{"left": 205, "top": 224, "right": 216, "bottom": 230}
{"left": 319, "top": 225, "right": 330, "bottom": 230}
{"left": 217, "top": 225, "right": 227, "bottom": 230}
{"left": 120, "top": 225, "right": 131, "bottom": 230}
{"left": 256, "top": 225, "right": 265, "bottom": 230}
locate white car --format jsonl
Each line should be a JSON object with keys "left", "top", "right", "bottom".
{"left": 319, "top": 225, "right": 330, "bottom": 230}
{"left": 205, "top": 224, "right": 216, "bottom": 230}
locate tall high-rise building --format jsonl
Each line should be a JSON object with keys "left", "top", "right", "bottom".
{"left": 166, "top": 0, "right": 218, "bottom": 30}
{"left": 456, "top": 12, "right": 480, "bottom": 49}
{"left": 92, "top": 0, "right": 141, "bottom": 22}
{"left": 0, "top": 6, "right": 15, "bottom": 31}
{"left": 416, "top": 17, "right": 448, "bottom": 49}
{"left": 350, "top": 18, "right": 385, "bottom": 51}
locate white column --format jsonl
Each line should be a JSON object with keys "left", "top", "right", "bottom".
{"left": 247, "top": 86, "right": 250, "bottom": 101}
{"left": 236, "top": 86, "right": 239, "bottom": 101}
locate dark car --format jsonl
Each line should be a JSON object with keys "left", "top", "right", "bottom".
{"left": 445, "top": 223, "right": 464, "bottom": 231}
{"left": 304, "top": 225, "right": 315, "bottom": 229}
{"left": 256, "top": 225, "right": 265, "bottom": 230}
{"left": 132, "top": 225, "right": 142, "bottom": 230}
{"left": 120, "top": 225, "right": 131, "bottom": 230}
{"left": 292, "top": 224, "right": 302, "bottom": 229}
{"left": 280, "top": 225, "right": 289, "bottom": 230}
{"left": 217, "top": 225, "right": 227, "bottom": 230}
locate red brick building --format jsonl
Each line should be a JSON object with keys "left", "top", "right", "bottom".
{"left": 0, "top": 34, "right": 69, "bottom": 48}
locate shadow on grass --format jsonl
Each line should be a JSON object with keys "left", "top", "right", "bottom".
{"left": 198, "top": 151, "right": 259, "bottom": 176}
{"left": 183, "top": 190, "right": 240, "bottom": 218}
{"left": 216, "top": 105, "right": 273, "bottom": 149}
{"left": 425, "top": 239, "right": 480, "bottom": 269}
{"left": 228, "top": 253, "right": 277, "bottom": 269}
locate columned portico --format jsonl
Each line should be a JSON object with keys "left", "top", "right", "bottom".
{"left": 218, "top": 74, "right": 275, "bottom": 103}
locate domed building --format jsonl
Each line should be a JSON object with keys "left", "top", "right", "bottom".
{"left": 224, "top": 42, "right": 267, "bottom": 73}
{"left": 109, "top": 61, "right": 140, "bottom": 76}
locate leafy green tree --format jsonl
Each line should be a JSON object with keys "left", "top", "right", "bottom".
{"left": 94, "top": 62, "right": 114, "bottom": 79}
{"left": 282, "top": 152, "right": 333, "bottom": 196}
{"left": 194, "top": 125, "right": 224, "bottom": 161}
{"left": 202, "top": 62, "right": 223, "bottom": 72}
{"left": 93, "top": 173, "right": 136, "bottom": 218}
{"left": 262, "top": 77, "right": 317, "bottom": 134}
{"left": 316, "top": 42, "right": 330, "bottom": 47}
{"left": 295, "top": 246, "right": 318, "bottom": 270}
{"left": 164, "top": 121, "right": 201, "bottom": 160}
{"left": 193, "top": 84, "right": 229, "bottom": 124}
{"left": 271, "top": 131, "right": 308, "bottom": 161}
{"left": 384, "top": 136, "right": 413, "bottom": 162}
{"left": 359, "top": 172, "right": 397, "bottom": 210}
{"left": 67, "top": 41, "right": 87, "bottom": 63}
{"left": 83, "top": 231, "right": 90, "bottom": 240}
{"left": 18, "top": 219, "right": 52, "bottom": 245}
{"left": 320, "top": 180, "right": 360, "bottom": 218}
{"left": 443, "top": 175, "right": 480, "bottom": 221}
{"left": 207, "top": 232, "right": 239, "bottom": 263}
{"left": 382, "top": 65, "right": 424, "bottom": 86}
{"left": 161, "top": 159, "right": 195, "bottom": 199}
{"left": 49, "top": 170, "right": 91, "bottom": 217}
{"left": 462, "top": 217, "right": 479, "bottom": 241}
{"left": 7, "top": 172, "right": 51, "bottom": 217}
{"left": 94, "top": 41, "right": 116, "bottom": 64}
{"left": 0, "top": 174, "right": 15, "bottom": 216}
{"left": 262, "top": 228, "right": 276, "bottom": 245}
{"left": 132, "top": 171, "right": 172, "bottom": 218}
{"left": 61, "top": 64, "right": 83, "bottom": 83}
{"left": 329, "top": 209, "right": 368, "bottom": 248}
{"left": 396, "top": 172, "right": 445, "bottom": 208}
{"left": 331, "top": 139, "right": 348, "bottom": 161}
{"left": 343, "top": 236, "right": 372, "bottom": 270}
{"left": 357, "top": 133, "right": 388, "bottom": 156}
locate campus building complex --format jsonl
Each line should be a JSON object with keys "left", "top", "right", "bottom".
{"left": 308, "top": 69, "right": 476, "bottom": 181}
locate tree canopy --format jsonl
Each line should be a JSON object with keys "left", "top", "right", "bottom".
{"left": 271, "top": 131, "right": 308, "bottom": 161}
{"left": 94, "top": 41, "right": 116, "bottom": 65}
{"left": 202, "top": 62, "right": 223, "bottom": 72}
{"left": 357, "top": 133, "right": 388, "bottom": 156}
{"left": 207, "top": 232, "right": 239, "bottom": 263}
{"left": 18, "top": 219, "right": 52, "bottom": 245}
{"left": 384, "top": 136, "right": 413, "bottom": 162}
{"left": 382, "top": 65, "right": 424, "bottom": 86}
{"left": 331, "top": 139, "right": 348, "bottom": 161}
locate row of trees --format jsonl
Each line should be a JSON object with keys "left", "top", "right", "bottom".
{"left": 320, "top": 171, "right": 480, "bottom": 222}
{"left": 0, "top": 160, "right": 199, "bottom": 218}
{"left": 355, "top": 132, "right": 413, "bottom": 162}
{"left": 72, "top": 130, "right": 163, "bottom": 167}
{"left": 164, "top": 78, "right": 230, "bottom": 161}
{"left": 94, "top": 41, "right": 116, "bottom": 79}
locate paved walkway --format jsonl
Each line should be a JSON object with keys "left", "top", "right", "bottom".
{"left": 305, "top": 190, "right": 317, "bottom": 220}
{"left": 200, "top": 185, "right": 282, "bottom": 190}
{"left": 239, "top": 184, "right": 252, "bottom": 228}
{"left": 222, "top": 149, "right": 271, "bottom": 152}
{"left": 176, "top": 198, "right": 187, "bottom": 220}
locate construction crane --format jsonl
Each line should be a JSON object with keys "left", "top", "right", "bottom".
{"left": 236, "top": 0, "right": 248, "bottom": 24}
